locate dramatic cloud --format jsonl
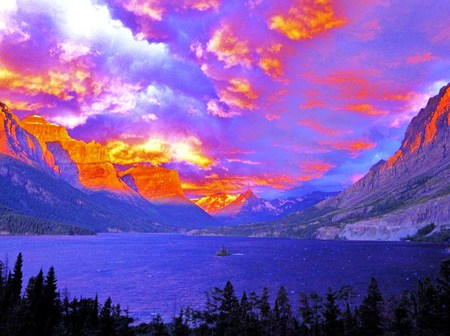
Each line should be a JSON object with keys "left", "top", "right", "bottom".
{"left": 0, "top": 0, "right": 448, "bottom": 198}
{"left": 269, "top": 0, "right": 346, "bottom": 40}
{"left": 106, "top": 136, "right": 214, "bottom": 168}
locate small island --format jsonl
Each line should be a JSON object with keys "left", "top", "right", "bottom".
{"left": 216, "top": 245, "right": 231, "bottom": 257}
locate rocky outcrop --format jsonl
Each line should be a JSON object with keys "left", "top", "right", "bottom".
{"left": 0, "top": 103, "right": 56, "bottom": 171}
{"left": 338, "top": 194, "right": 450, "bottom": 240}
{"left": 118, "top": 164, "right": 218, "bottom": 228}
{"left": 20, "top": 115, "right": 133, "bottom": 194}
{"left": 118, "top": 165, "right": 186, "bottom": 202}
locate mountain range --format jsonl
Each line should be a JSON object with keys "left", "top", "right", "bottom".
{"left": 0, "top": 102, "right": 217, "bottom": 233}
{"left": 204, "top": 83, "right": 450, "bottom": 241}
{"left": 194, "top": 190, "right": 338, "bottom": 225}
{"left": 1, "top": 82, "right": 449, "bottom": 239}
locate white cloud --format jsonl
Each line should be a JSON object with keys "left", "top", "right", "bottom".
{"left": 52, "top": 114, "right": 88, "bottom": 129}
{"left": 142, "top": 113, "right": 158, "bottom": 122}
{"left": 207, "top": 99, "right": 240, "bottom": 118}
{"left": 18, "top": 0, "right": 169, "bottom": 66}
{"left": 58, "top": 41, "right": 91, "bottom": 61}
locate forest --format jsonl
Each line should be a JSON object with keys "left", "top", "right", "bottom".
{"left": 0, "top": 253, "right": 448, "bottom": 336}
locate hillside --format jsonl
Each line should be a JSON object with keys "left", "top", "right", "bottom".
{"left": 201, "top": 83, "right": 450, "bottom": 240}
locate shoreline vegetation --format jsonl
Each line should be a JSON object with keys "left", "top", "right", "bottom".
{"left": 0, "top": 254, "right": 448, "bottom": 335}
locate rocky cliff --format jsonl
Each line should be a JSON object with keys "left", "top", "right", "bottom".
{"left": 0, "top": 102, "right": 217, "bottom": 231}
{"left": 20, "top": 115, "right": 133, "bottom": 194}
{"left": 118, "top": 165, "right": 186, "bottom": 202}
{"left": 0, "top": 103, "right": 56, "bottom": 171}
{"left": 272, "top": 83, "right": 450, "bottom": 240}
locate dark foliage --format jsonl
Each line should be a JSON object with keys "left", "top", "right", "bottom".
{"left": 0, "top": 206, "right": 95, "bottom": 235}
{"left": 0, "top": 254, "right": 448, "bottom": 336}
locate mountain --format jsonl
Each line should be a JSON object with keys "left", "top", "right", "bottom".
{"left": 195, "top": 189, "right": 338, "bottom": 225}
{"left": 0, "top": 103, "right": 56, "bottom": 172}
{"left": 0, "top": 102, "right": 216, "bottom": 232}
{"left": 20, "top": 115, "right": 134, "bottom": 195}
{"left": 193, "top": 193, "right": 238, "bottom": 215}
{"left": 0, "top": 154, "right": 172, "bottom": 232}
{"left": 118, "top": 165, "right": 217, "bottom": 228}
{"left": 218, "top": 83, "right": 449, "bottom": 240}
{"left": 119, "top": 165, "right": 186, "bottom": 201}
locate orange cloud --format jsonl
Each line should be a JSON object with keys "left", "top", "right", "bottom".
{"left": 322, "top": 140, "right": 376, "bottom": 157}
{"left": 219, "top": 77, "right": 258, "bottom": 110}
{"left": 2, "top": 100, "right": 55, "bottom": 112}
{"left": 182, "top": 173, "right": 298, "bottom": 196}
{"left": 299, "top": 161, "right": 335, "bottom": 181}
{"left": 265, "top": 113, "right": 281, "bottom": 121}
{"left": 300, "top": 98, "right": 326, "bottom": 109}
{"left": 183, "top": 0, "right": 221, "bottom": 11}
{"left": 120, "top": 0, "right": 221, "bottom": 21}
{"left": 299, "top": 120, "right": 344, "bottom": 136}
{"left": 0, "top": 66, "right": 93, "bottom": 100}
{"left": 106, "top": 136, "right": 214, "bottom": 168}
{"left": 345, "top": 103, "right": 388, "bottom": 116}
{"left": 207, "top": 25, "right": 252, "bottom": 68}
{"left": 121, "top": 0, "right": 165, "bottom": 21}
{"left": 259, "top": 57, "right": 283, "bottom": 78}
{"left": 353, "top": 19, "right": 381, "bottom": 41}
{"left": 269, "top": 0, "right": 346, "bottom": 40}
{"left": 308, "top": 70, "right": 415, "bottom": 103}
{"left": 406, "top": 52, "right": 435, "bottom": 64}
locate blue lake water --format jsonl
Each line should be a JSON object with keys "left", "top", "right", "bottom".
{"left": 0, "top": 233, "right": 448, "bottom": 322}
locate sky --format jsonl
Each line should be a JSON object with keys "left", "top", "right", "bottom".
{"left": 0, "top": 0, "right": 449, "bottom": 199}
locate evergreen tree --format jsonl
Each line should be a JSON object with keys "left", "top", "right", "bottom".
{"left": 393, "top": 291, "right": 414, "bottom": 336}
{"left": 359, "top": 276, "right": 383, "bottom": 336}
{"left": 218, "top": 281, "right": 240, "bottom": 335}
{"left": 43, "top": 266, "right": 60, "bottom": 335}
{"left": 99, "top": 297, "right": 115, "bottom": 336}
{"left": 8, "top": 253, "right": 23, "bottom": 303}
{"left": 259, "top": 287, "right": 272, "bottom": 335}
{"left": 24, "top": 269, "right": 45, "bottom": 334}
{"left": 274, "top": 286, "right": 293, "bottom": 336}
{"left": 322, "top": 287, "right": 343, "bottom": 336}
{"left": 172, "top": 309, "right": 190, "bottom": 336}
{"left": 343, "top": 303, "right": 357, "bottom": 336}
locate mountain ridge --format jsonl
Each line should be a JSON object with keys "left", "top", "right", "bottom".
{"left": 0, "top": 103, "right": 217, "bottom": 231}
{"left": 196, "top": 83, "right": 450, "bottom": 240}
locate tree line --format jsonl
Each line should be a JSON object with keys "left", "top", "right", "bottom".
{"left": 0, "top": 253, "right": 448, "bottom": 335}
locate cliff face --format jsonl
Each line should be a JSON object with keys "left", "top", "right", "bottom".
{"left": 119, "top": 165, "right": 186, "bottom": 202}
{"left": 0, "top": 104, "right": 57, "bottom": 171}
{"left": 20, "top": 116, "right": 133, "bottom": 194}
{"left": 271, "top": 83, "right": 450, "bottom": 240}
{"left": 335, "top": 83, "right": 450, "bottom": 208}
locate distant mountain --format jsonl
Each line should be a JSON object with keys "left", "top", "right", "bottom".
{"left": 195, "top": 189, "right": 338, "bottom": 225}
{"left": 193, "top": 193, "right": 238, "bottom": 215}
{"left": 0, "top": 102, "right": 216, "bottom": 232}
{"left": 119, "top": 165, "right": 217, "bottom": 228}
{"left": 215, "top": 83, "right": 450, "bottom": 240}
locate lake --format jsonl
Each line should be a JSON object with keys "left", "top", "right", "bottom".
{"left": 0, "top": 233, "right": 448, "bottom": 322}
